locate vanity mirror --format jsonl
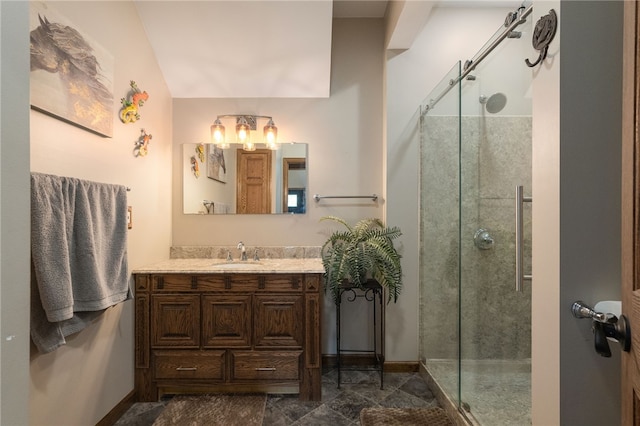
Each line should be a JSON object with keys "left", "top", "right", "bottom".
{"left": 183, "top": 143, "right": 307, "bottom": 214}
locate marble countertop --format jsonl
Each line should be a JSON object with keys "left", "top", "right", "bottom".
{"left": 132, "top": 258, "right": 325, "bottom": 274}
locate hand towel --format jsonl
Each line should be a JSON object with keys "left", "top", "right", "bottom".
{"left": 30, "top": 172, "right": 130, "bottom": 353}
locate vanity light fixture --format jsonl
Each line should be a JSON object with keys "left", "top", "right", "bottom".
{"left": 210, "top": 115, "right": 279, "bottom": 151}
{"left": 210, "top": 118, "right": 228, "bottom": 149}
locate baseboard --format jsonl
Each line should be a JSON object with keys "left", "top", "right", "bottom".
{"left": 95, "top": 389, "right": 136, "bottom": 426}
{"left": 383, "top": 361, "right": 419, "bottom": 373}
{"left": 322, "top": 354, "right": 418, "bottom": 373}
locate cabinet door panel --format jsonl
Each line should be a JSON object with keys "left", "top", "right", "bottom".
{"left": 254, "top": 295, "right": 303, "bottom": 348}
{"left": 152, "top": 295, "right": 200, "bottom": 347}
{"left": 202, "top": 294, "right": 251, "bottom": 347}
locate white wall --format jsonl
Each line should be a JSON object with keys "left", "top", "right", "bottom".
{"left": 0, "top": 2, "right": 31, "bottom": 424}
{"left": 531, "top": 3, "right": 561, "bottom": 423}
{"left": 28, "top": 2, "right": 173, "bottom": 424}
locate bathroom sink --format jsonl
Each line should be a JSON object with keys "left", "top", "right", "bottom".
{"left": 209, "top": 261, "right": 263, "bottom": 269}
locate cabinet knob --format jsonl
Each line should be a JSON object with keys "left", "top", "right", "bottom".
{"left": 176, "top": 367, "right": 197, "bottom": 371}
{"left": 254, "top": 367, "right": 276, "bottom": 371}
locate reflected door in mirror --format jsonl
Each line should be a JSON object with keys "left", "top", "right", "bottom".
{"left": 237, "top": 149, "right": 272, "bottom": 214}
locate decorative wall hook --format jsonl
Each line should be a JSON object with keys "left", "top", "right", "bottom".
{"left": 120, "top": 81, "right": 149, "bottom": 123}
{"left": 525, "top": 9, "right": 557, "bottom": 67}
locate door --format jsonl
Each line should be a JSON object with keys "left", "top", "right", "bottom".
{"left": 236, "top": 149, "right": 272, "bottom": 214}
{"left": 622, "top": 1, "right": 640, "bottom": 423}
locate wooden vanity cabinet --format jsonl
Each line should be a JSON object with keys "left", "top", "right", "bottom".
{"left": 134, "top": 272, "right": 322, "bottom": 401}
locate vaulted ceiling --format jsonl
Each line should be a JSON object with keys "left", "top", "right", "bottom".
{"left": 135, "top": 1, "right": 512, "bottom": 98}
{"left": 134, "top": 1, "right": 390, "bottom": 98}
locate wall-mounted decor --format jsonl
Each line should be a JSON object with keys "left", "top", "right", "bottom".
{"left": 133, "top": 129, "right": 152, "bottom": 157}
{"left": 196, "top": 144, "right": 205, "bottom": 163}
{"left": 29, "top": 2, "right": 114, "bottom": 137}
{"left": 191, "top": 156, "right": 200, "bottom": 178}
{"left": 207, "top": 144, "right": 227, "bottom": 183}
{"left": 525, "top": 9, "right": 557, "bottom": 67}
{"left": 120, "top": 81, "right": 149, "bottom": 123}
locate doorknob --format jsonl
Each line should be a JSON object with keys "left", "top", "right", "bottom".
{"left": 571, "top": 300, "right": 631, "bottom": 357}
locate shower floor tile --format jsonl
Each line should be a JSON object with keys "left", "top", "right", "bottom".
{"left": 426, "top": 359, "right": 531, "bottom": 426}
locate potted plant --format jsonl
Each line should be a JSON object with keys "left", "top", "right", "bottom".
{"left": 320, "top": 216, "right": 403, "bottom": 304}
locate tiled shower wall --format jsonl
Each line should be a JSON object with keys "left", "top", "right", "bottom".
{"left": 420, "top": 115, "right": 532, "bottom": 361}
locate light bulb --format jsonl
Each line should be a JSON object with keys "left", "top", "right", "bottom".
{"left": 263, "top": 119, "right": 278, "bottom": 148}
{"left": 236, "top": 117, "right": 251, "bottom": 143}
{"left": 210, "top": 118, "right": 225, "bottom": 145}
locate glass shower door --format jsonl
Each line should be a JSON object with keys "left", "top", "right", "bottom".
{"left": 419, "top": 61, "right": 462, "bottom": 407}
{"left": 458, "top": 17, "right": 532, "bottom": 425}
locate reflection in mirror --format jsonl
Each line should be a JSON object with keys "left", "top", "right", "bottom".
{"left": 283, "top": 158, "right": 306, "bottom": 214}
{"left": 183, "top": 143, "right": 307, "bottom": 215}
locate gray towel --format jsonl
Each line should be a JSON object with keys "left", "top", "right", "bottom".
{"left": 30, "top": 172, "right": 130, "bottom": 353}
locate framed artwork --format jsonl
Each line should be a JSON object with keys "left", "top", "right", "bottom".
{"left": 29, "top": 2, "right": 114, "bottom": 137}
{"left": 207, "top": 144, "right": 227, "bottom": 183}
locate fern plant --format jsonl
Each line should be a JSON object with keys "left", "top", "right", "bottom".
{"left": 320, "top": 216, "right": 403, "bottom": 304}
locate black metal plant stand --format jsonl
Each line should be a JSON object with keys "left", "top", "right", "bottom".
{"left": 335, "top": 279, "right": 385, "bottom": 389}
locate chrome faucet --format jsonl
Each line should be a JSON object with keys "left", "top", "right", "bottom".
{"left": 237, "top": 241, "right": 247, "bottom": 261}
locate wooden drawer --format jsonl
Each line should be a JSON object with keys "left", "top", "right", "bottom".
{"left": 231, "top": 351, "right": 301, "bottom": 381}
{"left": 154, "top": 350, "right": 225, "bottom": 380}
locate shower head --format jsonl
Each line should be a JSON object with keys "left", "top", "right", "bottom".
{"left": 479, "top": 92, "right": 507, "bottom": 114}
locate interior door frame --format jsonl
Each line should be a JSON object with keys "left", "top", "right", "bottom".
{"left": 621, "top": 0, "right": 639, "bottom": 423}
{"left": 281, "top": 157, "right": 306, "bottom": 213}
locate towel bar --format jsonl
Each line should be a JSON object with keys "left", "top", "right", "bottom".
{"left": 313, "top": 194, "right": 378, "bottom": 202}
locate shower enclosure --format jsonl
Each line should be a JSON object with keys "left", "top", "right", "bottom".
{"left": 419, "top": 5, "right": 532, "bottom": 425}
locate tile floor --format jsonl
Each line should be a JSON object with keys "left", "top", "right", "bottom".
{"left": 114, "top": 368, "right": 442, "bottom": 425}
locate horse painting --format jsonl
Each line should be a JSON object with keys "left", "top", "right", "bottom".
{"left": 30, "top": 8, "right": 114, "bottom": 137}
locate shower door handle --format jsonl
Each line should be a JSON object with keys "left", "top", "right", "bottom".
{"left": 515, "top": 185, "right": 532, "bottom": 291}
